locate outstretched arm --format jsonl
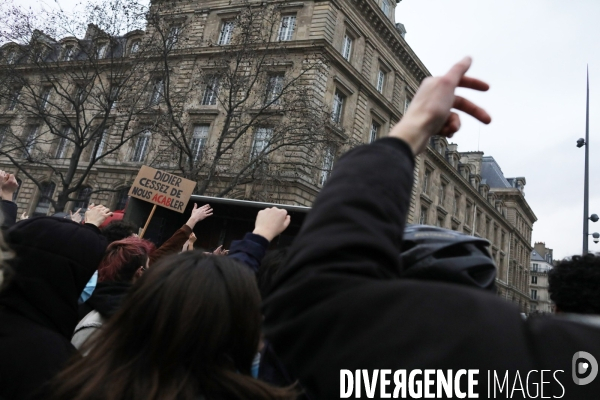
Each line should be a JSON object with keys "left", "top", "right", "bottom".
{"left": 263, "top": 58, "right": 491, "bottom": 398}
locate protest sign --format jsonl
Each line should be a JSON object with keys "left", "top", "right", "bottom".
{"left": 128, "top": 166, "right": 197, "bottom": 237}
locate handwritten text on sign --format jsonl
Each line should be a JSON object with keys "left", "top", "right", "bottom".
{"left": 128, "top": 166, "right": 196, "bottom": 213}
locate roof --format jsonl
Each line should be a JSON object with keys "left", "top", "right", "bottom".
{"left": 531, "top": 249, "right": 546, "bottom": 262}
{"left": 481, "top": 156, "right": 512, "bottom": 189}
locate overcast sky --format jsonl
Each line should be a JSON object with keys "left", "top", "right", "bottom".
{"left": 13, "top": 0, "right": 600, "bottom": 258}
{"left": 397, "top": 0, "right": 600, "bottom": 259}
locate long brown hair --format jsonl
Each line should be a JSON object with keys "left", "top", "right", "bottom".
{"left": 50, "top": 252, "right": 295, "bottom": 400}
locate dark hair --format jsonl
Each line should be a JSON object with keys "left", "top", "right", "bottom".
{"left": 100, "top": 220, "right": 138, "bottom": 244}
{"left": 50, "top": 252, "right": 296, "bottom": 400}
{"left": 258, "top": 248, "right": 289, "bottom": 299}
{"left": 98, "top": 237, "right": 154, "bottom": 283}
{"left": 549, "top": 254, "right": 600, "bottom": 314}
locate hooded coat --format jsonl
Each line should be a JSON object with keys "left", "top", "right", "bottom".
{"left": 0, "top": 217, "right": 107, "bottom": 400}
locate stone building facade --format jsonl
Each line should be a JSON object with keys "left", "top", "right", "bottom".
{"left": 530, "top": 243, "right": 554, "bottom": 314}
{"left": 409, "top": 137, "right": 537, "bottom": 313}
{"left": 1, "top": 0, "right": 425, "bottom": 213}
{"left": 1, "top": 0, "right": 538, "bottom": 310}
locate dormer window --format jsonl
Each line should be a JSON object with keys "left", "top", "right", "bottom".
{"left": 62, "top": 45, "right": 75, "bottom": 61}
{"left": 96, "top": 42, "right": 109, "bottom": 59}
{"left": 381, "top": 0, "right": 390, "bottom": 16}
{"left": 130, "top": 40, "right": 141, "bottom": 54}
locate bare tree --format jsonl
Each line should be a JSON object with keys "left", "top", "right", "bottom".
{"left": 0, "top": 0, "right": 158, "bottom": 213}
{"left": 145, "top": 1, "right": 343, "bottom": 200}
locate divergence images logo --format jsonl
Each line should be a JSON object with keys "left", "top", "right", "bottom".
{"left": 572, "top": 351, "right": 598, "bottom": 385}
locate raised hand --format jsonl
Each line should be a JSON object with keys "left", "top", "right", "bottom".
{"left": 84, "top": 204, "right": 112, "bottom": 227}
{"left": 185, "top": 203, "right": 213, "bottom": 229}
{"left": 70, "top": 208, "right": 83, "bottom": 223}
{"left": 390, "top": 57, "right": 491, "bottom": 155}
{"left": 253, "top": 207, "right": 291, "bottom": 242}
{"left": 212, "top": 245, "right": 228, "bottom": 256}
{"left": 0, "top": 171, "right": 19, "bottom": 201}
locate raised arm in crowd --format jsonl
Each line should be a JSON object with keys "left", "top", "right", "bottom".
{"left": 262, "top": 58, "right": 600, "bottom": 399}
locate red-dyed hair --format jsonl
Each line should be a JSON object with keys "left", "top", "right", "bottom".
{"left": 98, "top": 237, "right": 155, "bottom": 283}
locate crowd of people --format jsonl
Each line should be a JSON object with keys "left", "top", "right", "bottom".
{"left": 0, "top": 57, "right": 599, "bottom": 399}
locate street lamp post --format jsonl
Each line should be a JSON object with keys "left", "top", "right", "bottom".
{"left": 577, "top": 68, "right": 597, "bottom": 254}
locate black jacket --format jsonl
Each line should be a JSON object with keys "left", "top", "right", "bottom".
{"left": 0, "top": 217, "right": 107, "bottom": 400}
{"left": 263, "top": 138, "right": 600, "bottom": 399}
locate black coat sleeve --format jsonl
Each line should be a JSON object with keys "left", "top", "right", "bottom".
{"left": 1, "top": 200, "right": 18, "bottom": 230}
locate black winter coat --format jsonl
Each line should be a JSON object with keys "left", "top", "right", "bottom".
{"left": 263, "top": 138, "right": 600, "bottom": 399}
{"left": 0, "top": 217, "right": 107, "bottom": 400}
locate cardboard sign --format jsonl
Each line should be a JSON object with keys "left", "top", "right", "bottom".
{"left": 129, "top": 166, "right": 196, "bottom": 213}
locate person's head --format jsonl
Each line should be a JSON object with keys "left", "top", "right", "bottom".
{"left": 50, "top": 252, "right": 295, "bottom": 400}
{"left": 258, "top": 247, "right": 289, "bottom": 299}
{"left": 0, "top": 217, "right": 107, "bottom": 337}
{"left": 100, "top": 220, "right": 138, "bottom": 244}
{"left": 549, "top": 254, "right": 600, "bottom": 314}
{"left": 97, "top": 237, "right": 154, "bottom": 283}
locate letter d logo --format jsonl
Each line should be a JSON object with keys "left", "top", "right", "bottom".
{"left": 572, "top": 351, "right": 598, "bottom": 385}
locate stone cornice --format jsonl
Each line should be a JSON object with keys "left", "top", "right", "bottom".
{"left": 425, "top": 146, "right": 510, "bottom": 231}
{"left": 348, "top": 0, "right": 430, "bottom": 83}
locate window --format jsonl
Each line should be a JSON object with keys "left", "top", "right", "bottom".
{"left": 439, "top": 182, "right": 446, "bottom": 206}
{"left": 62, "top": 45, "right": 74, "bottom": 61}
{"left": 109, "top": 86, "right": 119, "bottom": 109}
{"left": 320, "top": 146, "right": 335, "bottom": 186}
{"left": 341, "top": 34, "right": 353, "bottom": 61}
{"left": 40, "top": 88, "right": 51, "bottom": 110}
{"left": 369, "top": 121, "right": 380, "bottom": 143}
{"left": 55, "top": 127, "right": 72, "bottom": 159}
{"left": 331, "top": 90, "right": 345, "bottom": 124}
{"left": 74, "top": 86, "right": 85, "bottom": 109}
{"left": 218, "top": 20, "right": 235, "bottom": 45}
{"left": 94, "top": 128, "right": 108, "bottom": 158}
{"left": 437, "top": 216, "right": 444, "bottom": 228}
{"left": 419, "top": 206, "right": 428, "bottom": 225}
{"left": 531, "top": 275, "right": 538, "bottom": 284}
{"left": 130, "top": 130, "right": 151, "bottom": 162}
{"left": 453, "top": 193, "right": 460, "bottom": 216}
{"left": 531, "top": 289, "right": 537, "bottom": 300}
{"left": 465, "top": 201, "right": 473, "bottom": 224}
{"left": 501, "top": 231, "right": 506, "bottom": 249}
{"left": 278, "top": 15, "right": 296, "bottom": 41}
{"left": 96, "top": 42, "right": 109, "bottom": 59}
{"left": 251, "top": 127, "right": 272, "bottom": 160}
{"left": 23, "top": 125, "right": 38, "bottom": 158}
{"left": 376, "top": 69, "right": 385, "bottom": 93}
{"left": 130, "top": 40, "right": 141, "bottom": 54}
{"left": 166, "top": 25, "right": 181, "bottom": 49}
{"left": 190, "top": 124, "right": 209, "bottom": 162}
{"left": 265, "top": 74, "right": 284, "bottom": 105}
{"left": 532, "top": 263, "right": 539, "bottom": 272}
{"left": 8, "top": 88, "right": 20, "bottom": 111}
{"left": 0, "top": 125, "right": 9, "bottom": 146}
{"left": 201, "top": 77, "right": 219, "bottom": 106}
{"left": 6, "top": 49, "right": 17, "bottom": 64}
{"left": 381, "top": 0, "right": 390, "bottom": 16}
{"left": 404, "top": 97, "right": 411, "bottom": 114}
{"left": 149, "top": 79, "right": 164, "bottom": 106}
{"left": 422, "top": 169, "right": 431, "bottom": 195}
{"left": 73, "top": 186, "right": 92, "bottom": 211}
{"left": 33, "top": 182, "right": 56, "bottom": 217}
{"left": 114, "top": 187, "right": 131, "bottom": 210}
